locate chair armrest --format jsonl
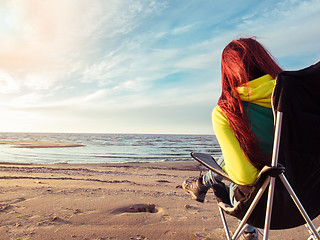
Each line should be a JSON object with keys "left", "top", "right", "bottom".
{"left": 253, "top": 165, "right": 285, "bottom": 185}
{"left": 190, "top": 152, "right": 234, "bottom": 183}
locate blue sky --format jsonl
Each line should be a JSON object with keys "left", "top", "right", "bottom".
{"left": 0, "top": 0, "right": 319, "bottom": 134}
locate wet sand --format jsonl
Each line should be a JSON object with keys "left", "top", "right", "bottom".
{"left": 0, "top": 161, "right": 319, "bottom": 240}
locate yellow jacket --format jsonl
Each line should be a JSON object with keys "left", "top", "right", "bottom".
{"left": 212, "top": 75, "right": 275, "bottom": 185}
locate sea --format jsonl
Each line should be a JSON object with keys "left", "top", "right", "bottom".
{"left": 0, "top": 132, "right": 221, "bottom": 164}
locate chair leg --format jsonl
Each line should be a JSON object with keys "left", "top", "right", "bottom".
{"left": 218, "top": 205, "right": 249, "bottom": 240}
{"left": 262, "top": 111, "right": 283, "bottom": 239}
{"left": 307, "top": 227, "right": 320, "bottom": 240}
{"left": 256, "top": 228, "right": 266, "bottom": 238}
{"left": 263, "top": 176, "right": 277, "bottom": 240}
{"left": 234, "top": 224, "right": 248, "bottom": 240}
{"left": 218, "top": 206, "right": 232, "bottom": 240}
{"left": 232, "top": 176, "right": 271, "bottom": 240}
{"left": 279, "top": 174, "right": 320, "bottom": 240}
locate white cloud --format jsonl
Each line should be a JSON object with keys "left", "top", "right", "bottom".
{"left": 10, "top": 92, "right": 44, "bottom": 107}
{"left": 171, "top": 23, "right": 199, "bottom": 35}
{"left": 0, "top": 0, "right": 319, "bottom": 134}
{"left": 0, "top": 70, "right": 20, "bottom": 93}
{"left": 24, "top": 73, "right": 56, "bottom": 90}
{"left": 234, "top": 0, "right": 320, "bottom": 61}
{"left": 175, "top": 52, "right": 219, "bottom": 70}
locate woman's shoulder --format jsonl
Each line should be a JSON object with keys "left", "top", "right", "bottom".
{"left": 212, "top": 105, "right": 224, "bottom": 115}
{"left": 212, "top": 106, "right": 228, "bottom": 126}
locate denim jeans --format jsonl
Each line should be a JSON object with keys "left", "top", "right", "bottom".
{"left": 202, "top": 155, "right": 255, "bottom": 232}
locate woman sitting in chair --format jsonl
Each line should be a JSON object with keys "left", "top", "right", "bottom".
{"left": 183, "top": 37, "right": 282, "bottom": 240}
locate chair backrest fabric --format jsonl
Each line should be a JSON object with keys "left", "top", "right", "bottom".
{"left": 271, "top": 61, "right": 320, "bottom": 228}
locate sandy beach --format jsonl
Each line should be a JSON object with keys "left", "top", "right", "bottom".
{"left": 0, "top": 160, "right": 318, "bottom": 240}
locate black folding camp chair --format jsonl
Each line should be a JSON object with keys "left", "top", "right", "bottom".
{"left": 191, "top": 61, "right": 320, "bottom": 240}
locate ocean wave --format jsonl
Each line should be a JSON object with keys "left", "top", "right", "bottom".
{"left": 0, "top": 133, "right": 220, "bottom": 164}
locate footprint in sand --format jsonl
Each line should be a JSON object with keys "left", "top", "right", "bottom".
{"left": 0, "top": 198, "right": 27, "bottom": 213}
{"left": 161, "top": 214, "right": 171, "bottom": 222}
{"left": 129, "top": 234, "right": 149, "bottom": 240}
{"left": 0, "top": 204, "right": 12, "bottom": 212}
{"left": 111, "top": 203, "right": 159, "bottom": 214}
{"left": 36, "top": 216, "right": 71, "bottom": 226}
{"left": 73, "top": 208, "right": 83, "bottom": 214}
{"left": 184, "top": 204, "right": 209, "bottom": 213}
{"left": 156, "top": 180, "right": 171, "bottom": 183}
{"left": 10, "top": 197, "right": 26, "bottom": 204}
{"left": 193, "top": 228, "right": 226, "bottom": 239}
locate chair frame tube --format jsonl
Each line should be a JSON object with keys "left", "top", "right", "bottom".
{"left": 279, "top": 173, "right": 320, "bottom": 239}
{"left": 263, "top": 111, "right": 283, "bottom": 239}
{"left": 219, "top": 205, "right": 251, "bottom": 240}
{"left": 219, "top": 207, "right": 232, "bottom": 240}
{"left": 263, "top": 111, "right": 320, "bottom": 240}
{"left": 232, "top": 176, "right": 271, "bottom": 239}
{"left": 308, "top": 227, "right": 320, "bottom": 240}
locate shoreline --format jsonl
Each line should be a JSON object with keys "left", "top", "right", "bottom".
{"left": 0, "top": 139, "right": 202, "bottom": 165}
{"left": 0, "top": 161, "right": 203, "bottom": 172}
{"left": 0, "top": 140, "right": 85, "bottom": 148}
{"left": 0, "top": 161, "right": 318, "bottom": 239}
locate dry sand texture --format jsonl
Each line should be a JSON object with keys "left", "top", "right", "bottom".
{"left": 0, "top": 161, "right": 319, "bottom": 240}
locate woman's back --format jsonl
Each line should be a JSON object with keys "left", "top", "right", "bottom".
{"left": 212, "top": 74, "right": 275, "bottom": 185}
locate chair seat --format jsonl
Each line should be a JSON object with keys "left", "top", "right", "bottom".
{"left": 212, "top": 165, "right": 285, "bottom": 216}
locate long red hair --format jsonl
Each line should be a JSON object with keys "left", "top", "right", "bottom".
{"left": 218, "top": 37, "right": 283, "bottom": 169}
